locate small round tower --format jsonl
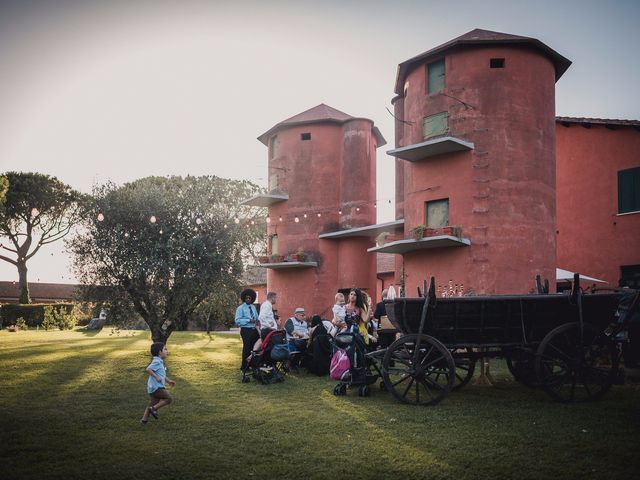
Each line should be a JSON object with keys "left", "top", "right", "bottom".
{"left": 255, "top": 104, "right": 385, "bottom": 319}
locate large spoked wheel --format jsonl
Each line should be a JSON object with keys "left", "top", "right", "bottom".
{"left": 535, "top": 322, "right": 619, "bottom": 402}
{"left": 382, "top": 334, "right": 455, "bottom": 406}
{"left": 450, "top": 348, "right": 476, "bottom": 390}
{"left": 505, "top": 347, "right": 538, "bottom": 387}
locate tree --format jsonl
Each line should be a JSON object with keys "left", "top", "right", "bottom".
{"left": 68, "top": 176, "right": 265, "bottom": 343}
{"left": 0, "top": 172, "right": 85, "bottom": 303}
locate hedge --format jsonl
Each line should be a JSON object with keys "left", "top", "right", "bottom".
{"left": 1, "top": 303, "right": 75, "bottom": 328}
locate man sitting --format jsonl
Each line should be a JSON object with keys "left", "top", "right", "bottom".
{"left": 284, "top": 307, "right": 309, "bottom": 359}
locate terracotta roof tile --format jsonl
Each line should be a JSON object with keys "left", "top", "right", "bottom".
{"left": 395, "top": 28, "right": 572, "bottom": 94}
{"left": 556, "top": 117, "right": 640, "bottom": 127}
{"left": 258, "top": 103, "right": 386, "bottom": 146}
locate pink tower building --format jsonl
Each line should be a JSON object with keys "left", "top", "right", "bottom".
{"left": 243, "top": 104, "right": 386, "bottom": 320}
{"left": 372, "top": 29, "right": 571, "bottom": 295}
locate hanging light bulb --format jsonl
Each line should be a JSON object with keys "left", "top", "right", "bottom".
{"left": 266, "top": 215, "right": 271, "bottom": 223}
{"left": 97, "top": 213, "right": 104, "bottom": 222}
{"left": 159, "top": 229, "right": 163, "bottom": 234}
{"left": 374, "top": 203, "right": 377, "bottom": 209}
{"left": 150, "top": 215, "right": 157, "bottom": 223}
{"left": 124, "top": 232, "right": 129, "bottom": 237}
{"left": 278, "top": 216, "right": 283, "bottom": 222}
{"left": 31, "top": 208, "right": 39, "bottom": 217}
{"left": 294, "top": 216, "right": 299, "bottom": 223}
{"left": 196, "top": 218, "right": 202, "bottom": 225}
{"left": 303, "top": 213, "right": 307, "bottom": 218}
{"left": 250, "top": 220, "right": 255, "bottom": 225}
{"left": 223, "top": 224, "right": 228, "bottom": 229}
{"left": 338, "top": 209, "right": 342, "bottom": 215}
{"left": 234, "top": 217, "right": 240, "bottom": 224}
{"left": 356, "top": 207, "right": 360, "bottom": 212}
{"left": 317, "top": 213, "right": 321, "bottom": 217}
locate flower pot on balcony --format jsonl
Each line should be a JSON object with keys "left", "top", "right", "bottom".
{"left": 269, "top": 255, "right": 284, "bottom": 263}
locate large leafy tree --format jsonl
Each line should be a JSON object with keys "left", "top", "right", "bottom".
{"left": 68, "top": 175, "right": 265, "bottom": 343}
{"left": 0, "top": 172, "right": 85, "bottom": 303}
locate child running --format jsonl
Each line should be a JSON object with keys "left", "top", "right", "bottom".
{"left": 140, "top": 342, "right": 175, "bottom": 424}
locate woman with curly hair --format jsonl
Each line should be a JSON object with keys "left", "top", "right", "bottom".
{"left": 234, "top": 288, "right": 259, "bottom": 371}
{"left": 344, "top": 288, "right": 376, "bottom": 347}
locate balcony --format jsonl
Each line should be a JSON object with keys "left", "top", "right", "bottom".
{"left": 318, "top": 219, "right": 404, "bottom": 239}
{"left": 386, "top": 136, "right": 474, "bottom": 162}
{"left": 257, "top": 254, "right": 317, "bottom": 270}
{"left": 367, "top": 234, "right": 470, "bottom": 254}
{"left": 240, "top": 193, "right": 288, "bottom": 207}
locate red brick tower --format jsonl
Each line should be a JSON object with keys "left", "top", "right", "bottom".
{"left": 375, "top": 29, "right": 571, "bottom": 295}
{"left": 246, "top": 104, "right": 386, "bottom": 320}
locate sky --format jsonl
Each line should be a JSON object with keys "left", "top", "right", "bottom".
{"left": 0, "top": 0, "right": 638, "bottom": 283}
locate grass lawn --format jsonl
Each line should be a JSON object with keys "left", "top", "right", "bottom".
{"left": 1, "top": 329, "right": 639, "bottom": 480}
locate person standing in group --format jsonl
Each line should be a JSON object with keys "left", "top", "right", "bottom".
{"left": 258, "top": 291, "right": 279, "bottom": 331}
{"left": 345, "top": 288, "right": 376, "bottom": 347}
{"left": 235, "top": 288, "right": 259, "bottom": 371}
{"left": 140, "top": 342, "right": 175, "bottom": 424}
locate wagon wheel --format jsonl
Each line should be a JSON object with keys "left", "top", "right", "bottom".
{"left": 535, "top": 322, "right": 619, "bottom": 402}
{"left": 505, "top": 347, "right": 538, "bottom": 387}
{"left": 450, "top": 348, "right": 476, "bottom": 390}
{"left": 382, "top": 334, "right": 455, "bottom": 406}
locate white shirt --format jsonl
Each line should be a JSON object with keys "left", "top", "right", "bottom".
{"left": 332, "top": 304, "right": 346, "bottom": 321}
{"left": 258, "top": 300, "right": 278, "bottom": 330}
{"left": 323, "top": 320, "right": 337, "bottom": 337}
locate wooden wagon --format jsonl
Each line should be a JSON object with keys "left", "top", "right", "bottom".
{"left": 379, "top": 276, "right": 639, "bottom": 406}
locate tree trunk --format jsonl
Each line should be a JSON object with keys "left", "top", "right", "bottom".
{"left": 17, "top": 261, "right": 31, "bottom": 304}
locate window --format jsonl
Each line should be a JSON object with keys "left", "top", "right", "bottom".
{"left": 269, "top": 173, "right": 278, "bottom": 192}
{"left": 620, "top": 265, "right": 640, "bottom": 289}
{"left": 618, "top": 167, "right": 640, "bottom": 213}
{"left": 427, "top": 59, "right": 445, "bottom": 94}
{"left": 490, "top": 58, "right": 505, "bottom": 68}
{"left": 423, "top": 112, "right": 448, "bottom": 139}
{"left": 426, "top": 199, "right": 449, "bottom": 228}
{"left": 301, "top": 133, "right": 311, "bottom": 141}
{"left": 269, "top": 136, "right": 279, "bottom": 159}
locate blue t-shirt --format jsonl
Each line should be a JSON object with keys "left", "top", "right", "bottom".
{"left": 147, "top": 356, "right": 166, "bottom": 394}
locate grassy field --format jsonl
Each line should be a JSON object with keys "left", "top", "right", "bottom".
{"left": 0, "top": 329, "right": 638, "bottom": 480}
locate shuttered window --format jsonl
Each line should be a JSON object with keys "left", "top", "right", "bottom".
{"left": 426, "top": 199, "right": 449, "bottom": 227}
{"left": 427, "top": 59, "right": 445, "bottom": 94}
{"left": 618, "top": 167, "right": 640, "bottom": 213}
{"left": 270, "top": 136, "right": 279, "bottom": 159}
{"left": 423, "top": 112, "right": 448, "bottom": 139}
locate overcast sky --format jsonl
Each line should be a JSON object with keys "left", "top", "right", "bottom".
{"left": 0, "top": 0, "right": 638, "bottom": 283}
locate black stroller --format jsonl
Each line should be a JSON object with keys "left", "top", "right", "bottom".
{"left": 332, "top": 331, "right": 383, "bottom": 397}
{"left": 242, "top": 329, "right": 290, "bottom": 384}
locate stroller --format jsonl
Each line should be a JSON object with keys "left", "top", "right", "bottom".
{"left": 331, "top": 331, "right": 383, "bottom": 397}
{"left": 242, "top": 329, "right": 290, "bottom": 384}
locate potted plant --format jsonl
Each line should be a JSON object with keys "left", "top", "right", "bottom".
{"left": 269, "top": 253, "right": 283, "bottom": 263}
{"left": 290, "top": 249, "right": 309, "bottom": 262}
{"left": 375, "top": 232, "right": 389, "bottom": 246}
{"left": 411, "top": 224, "right": 427, "bottom": 240}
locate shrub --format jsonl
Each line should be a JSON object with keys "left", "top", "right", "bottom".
{"left": 15, "top": 317, "right": 27, "bottom": 330}
{"left": 1, "top": 303, "right": 75, "bottom": 328}
{"left": 42, "top": 305, "right": 77, "bottom": 331}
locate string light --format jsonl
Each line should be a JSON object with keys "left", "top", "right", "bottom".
{"left": 31, "top": 208, "right": 39, "bottom": 217}
{"left": 223, "top": 224, "right": 228, "bottom": 229}
{"left": 234, "top": 217, "right": 240, "bottom": 224}
{"left": 279, "top": 216, "right": 283, "bottom": 222}
{"left": 303, "top": 213, "right": 307, "bottom": 218}
{"left": 294, "top": 217, "right": 299, "bottom": 223}
{"left": 97, "top": 213, "right": 104, "bottom": 222}
{"left": 196, "top": 218, "right": 202, "bottom": 225}
{"left": 317, "top": 213, "right": 321, "bottom": 217}
{"left": 266, "top": 216, "right": 271, "bottom": 223}
{"left": 150, "top": 216, "right": 157, "bottom": 224}
{"left": 124, "top": 232, "right": 129, "bottom": 237}
{"left": 356, "top": 207, "right": 360, "bottom": 212}
{"left": 338, "top": 209, "right": 342, "bottom": 215}
{"left": 250, "top": 220, "right": 255, "bottom": 225}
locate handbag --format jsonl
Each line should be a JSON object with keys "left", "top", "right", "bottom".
{"left": 270, "top": 343, "right": 291, "bottom": 361}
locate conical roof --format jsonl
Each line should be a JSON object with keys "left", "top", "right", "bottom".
{"left": 394, "top": 28, "right": 572, "bottom": 94}
{"left": 258, "top": 103, "right": 385, "bottom": 146}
